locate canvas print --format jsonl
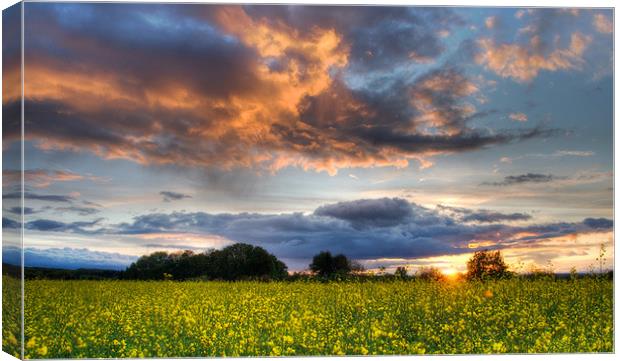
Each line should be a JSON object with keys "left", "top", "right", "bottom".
{"left": 1, "top": 2, "right": 614, "bottom": 358}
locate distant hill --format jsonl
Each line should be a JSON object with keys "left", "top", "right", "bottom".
{"left": 2, "top": 263, "right": 121, "bottom": 280}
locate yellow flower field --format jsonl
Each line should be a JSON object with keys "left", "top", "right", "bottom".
{"left": 7, "top": 277, "right": 615, "bottom": 358}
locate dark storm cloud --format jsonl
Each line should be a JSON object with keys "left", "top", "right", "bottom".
{"left": 22, "top": 198, "right": 612, "bottom": 262}
{"left": 314, "top": 198, "right": 414, "bottom": 228}
{"left": 160, "top": 191, "right": 192, "bottom": 202}
{"left": 349, "top": 123, "right": 555, "bottom": 154}
{"left": 25, "top": 3, "right": 263, "bottom": 100}
{"left": 291, "top": 69, "right": 558, "bottom": 168}
{"left": 583, "top": 218, "right": 614, "bottom": 229}
{"left": 3, "top": 191, "right": 74, "bottom": 203}
{"left": 2, "top": 217, "right": 20, "bottom": 229}
{"left": 6, "top": 207, "right": 39, "bottom": 215}
{"left": 25, "top": 218, "right": 103, "bottom": 233}
{"left": 107, "top": 202, "right": 609, "bottom": 260}
{"left": 242, "top": 5, "right": 463, "bottom": 71}
{"left": 482, "top": 173, "right": 563, "bottom": 186}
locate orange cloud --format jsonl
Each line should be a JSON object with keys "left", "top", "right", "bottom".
{"left": 509, "top": 112, "right": 528, "bottom": 122}
{"left": 593, "top": 14, "right": 613, "bottom": 34}
{"left": 410, "top": 68, "right": 479, "bottom": 135}
{"left": 485, "top": 16, "right": 497, "bottom": 29}
{"left": 15, "top": 5, "right": 556, "bottom": 177}
{"left": 476, "top": 32, "right": 591, "bottom": 82}
{"left": 3, "top": 169, "right": 101, "bottom": 188}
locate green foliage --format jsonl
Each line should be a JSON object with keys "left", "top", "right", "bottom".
{"left": 394, "top": 266, "right": 408, "bottom": 278}
{"left": 309, "top": 251, "right": 352, "bottom": 278}
{"left": 20, "top": 277, "right": 613, "bottom": 357}
{"left": 417, "top": 266, "right": 445, "bottom": 282}
{"left": 2, "top": 275, "right": 21, "bottom": 358}
{"left": 466, "top": 250, "right": 510, "bottom": 280}
{"left": 122, "top": 243, "right": 287, "bottom": 281}
{"left": 207, "top": 243, "right": 288, "bottom": 281}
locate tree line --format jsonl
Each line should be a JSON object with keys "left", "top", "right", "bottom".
{"left": 11, "top": 242, "right": 611, "bottom": 281}
{"left": 118, "top": 243, "right": 514, "bottom": 281}
{"left": 121, "top": 243, "right": 288, "bottom": 280}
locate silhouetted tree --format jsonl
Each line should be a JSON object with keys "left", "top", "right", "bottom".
{"left": 350, "top": 260, "right": 366, "bottom": 274}
{"left": 466, "top": 250, "right": 510, "bottom": 280}
{"left": 333, "top": 254, "right": 351, "bottom": 273}
{"left": 309, "top": 251, "right": 352, "bottom": 277}
{"left": 417, "top": 266, "right": 445, "bottom": 282}
{"left": 123, "top": 251, "right": 173, "bottom": 280}
{"left": 208, "top": 243, "right": 288, "bottom": 280}
{"left": 122, "top": 243, "right": 287, "bottom": 280}
{"left": 395, "top": 266, "right": 408, "bottom": 278}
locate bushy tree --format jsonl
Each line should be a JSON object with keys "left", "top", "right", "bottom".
{"left": 208, "top": 243, "right": 288, "bottom": 280}
{"left": 123, "top": 251, "right": 174, "bottom": 280}
{"left": 309, "top": 251, "right": 352, "bottom": 277}
{"left": 466, "top": 250, "right": 510, "bottom": 280}
{"left": 122, "top": 243, "right": 287, "bottom": 281}
{"left": 417, "top": 266, "right": 445, "bottom": 282}
{"left": 394, "top": 266, "right": 408, "bottom": 278}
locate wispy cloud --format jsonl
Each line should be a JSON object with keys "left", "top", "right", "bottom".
{"left": 509, "top": 112, "right": 528, "bottom": 122}
{"left": 3, "top": 192, "right": 74, "bottom": 203}
{"left": 437, "top": 205, "right": 531, "bottom": 223}
{"left": 593, "top": 13, "right": 612, "bottom": 34}
{"left": 499, "top": 150, "right": 595, "bottom": 163}
{"left": 3, "top": 169, "right": 102, "bottom": 188}
{"left": 481, "top": 173, "right": 562, "bottom": 186}
{"left": 160, "top": 191, "right": 192, "bottom": 202}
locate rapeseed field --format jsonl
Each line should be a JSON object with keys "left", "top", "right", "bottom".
{"left": 4, "top": 277, "right": 613, "bottom": 358}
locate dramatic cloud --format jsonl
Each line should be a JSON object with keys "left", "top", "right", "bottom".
{"left": 476, "top": 9, "right": 594, "bottom": 82}
{"left": 476, "top": 32, "right": 591, "bottom": 82}
{"left": 482, "top": 173, "right": 562, "bottom": 186}
{"left": 240, "top": 6, "right": 463, "bottom": 73}
{"left": 8, "top": 4, "right": 558, "bottom": 177}
{"left": 314, "top": 198, "right": 414, "bottom": 229}
{"left": 19, "top": 198, "right": 612, "bottom": 264}
{"left": 160, "top": 191, "right": 192, "bottom": 202}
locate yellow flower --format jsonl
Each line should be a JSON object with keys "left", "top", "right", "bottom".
{"left": 26, "top": 337, "right": 36, "bottom": 349}
{"left": 283, "top": 335, "right": 294, "bottom": 344}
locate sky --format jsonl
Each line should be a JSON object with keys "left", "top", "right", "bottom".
{"left": 1, "top": 3, "right": 614, "bottom": 273}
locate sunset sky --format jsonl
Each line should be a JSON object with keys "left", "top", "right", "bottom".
{"left": 2, "top": 3, "right": 614, "bottom": 273}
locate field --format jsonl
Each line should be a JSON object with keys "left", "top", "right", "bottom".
{"left": 4, "top": 277, "right": 614, "bottom": 358}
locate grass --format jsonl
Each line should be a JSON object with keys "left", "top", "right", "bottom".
{"left": 4, "top": 276, "right": 614, "bottom": 358}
